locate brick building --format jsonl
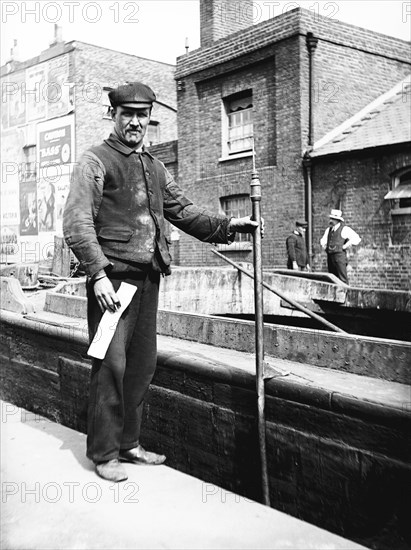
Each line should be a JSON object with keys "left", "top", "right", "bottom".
{"left": 173, "top": 2, "right": 411, "bottom": 290}
{"left": 310, "top": 76, "right": 411, "bottom": 289}
{"left": 0, "top": 27, "right": 176, "bottom": 264}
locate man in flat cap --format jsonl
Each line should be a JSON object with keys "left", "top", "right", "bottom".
{"left": 63, "top": 82, "right": 261, "bottom": 482}
{"left": 286, "top": 219, "right": 310, "bottom": 271}
{"left": 320, "top": 209, "right": 361, "bottom": 284}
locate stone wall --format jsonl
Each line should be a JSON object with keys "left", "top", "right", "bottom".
{"left": 0, "top": 311, "right": 409, "bottom": 550}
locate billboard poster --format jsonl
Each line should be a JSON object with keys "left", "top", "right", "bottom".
{"left": 1, "top": 127, "right": 23, "bottom": 229}
{"left": 55, "top": 175, "right": 70, "bottom": 234}
{"left": 20, "top": 180, "right": 38, "bottom": 236}
{"left": 1, "top": 77, "right": 10, "bottom": 130}
{"left": 37, "top": 115, "right": 74, "bottom": 235}
{"left": 47, "top": 55, "right": 71, "bottom": 119}
{"left": 37, "top": 114, "right": 74, "bottom": 169}
{"left": 8, "top": 70, "right": 26, "bottom": 127}
{"left": 38, "top": 180, "right": 56, "bottom": 232}
{"left": 26, "top": 64, "right": 47, "bottom": 122}
{"left": 0, "top": 225, "right": 19, "bottom": 262}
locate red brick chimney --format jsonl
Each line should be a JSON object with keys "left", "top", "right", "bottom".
{"left": 200, "top": 0, "right": 255, "bottom": 47}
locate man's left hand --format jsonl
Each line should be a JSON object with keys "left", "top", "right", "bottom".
{"left": 229, "top": 216, "right": 265, "bottom": 238}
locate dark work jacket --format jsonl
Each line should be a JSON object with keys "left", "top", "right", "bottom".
{"left": 326, "top": 223, "right": 347, "bottom": 254}
{"left": 286, "top": 231, "right": 308, "bottom": 268}
{"left": 63, "top": 134, "right": 232, "bottom": 277}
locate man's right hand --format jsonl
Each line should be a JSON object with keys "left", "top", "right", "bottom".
{"left": 93, "top": 275, "right": 121, "bottom": 313}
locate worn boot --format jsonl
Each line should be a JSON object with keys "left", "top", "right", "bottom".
{"left": 95, "top": 459, "right": 128, "bottom": 482}
{"left": 119, "top": 445, "right": 166, "bottom": 465}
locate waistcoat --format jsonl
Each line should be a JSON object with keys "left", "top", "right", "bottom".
{"left": 326, "top": 224, "right": 347, "bottom": 254}
{"left": 89, "top": 141, "right": 172, "bottom": 272}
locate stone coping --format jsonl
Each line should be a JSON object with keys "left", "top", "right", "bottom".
{"left": 1, "top": 308, "right": 409, "bottom": 431}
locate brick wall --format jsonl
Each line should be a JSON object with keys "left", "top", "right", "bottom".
{"left": 312, "top": 149, "right": 411, "bottom": 290}
{"left": 174, "top": 6, "right": 411, "bottom": 289}
{"left": 200, "top": 0, "right": 256, "bottom": 47}
{"left": 176, "top": 35, "right": 305, "bottom": 269}
{"left": 148, "top": 140, "right": 178, "bottom": 182}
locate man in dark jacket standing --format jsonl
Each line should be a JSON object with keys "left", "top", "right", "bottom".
{"left": 286, "top": 219, "right": 310, "bottom": 271}
{"left": 63, "top": 82, "right": 260, "bottom": 482}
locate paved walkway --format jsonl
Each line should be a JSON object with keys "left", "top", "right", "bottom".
{"left": 1, "top": 400, "right": 367, "bottom": 550}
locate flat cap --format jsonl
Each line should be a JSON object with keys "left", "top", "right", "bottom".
{"left": 108, "top": 82, "right": 156, "bottom": 108}
{"left": 296, "top": 218, "right": 308, "bottom": 227}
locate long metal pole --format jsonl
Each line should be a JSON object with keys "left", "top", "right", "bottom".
{"left": 211, "top": 248, "right": 346, "bottom": 334}
{"left": 250, "top": 149, "right": 270, "bottom": 507}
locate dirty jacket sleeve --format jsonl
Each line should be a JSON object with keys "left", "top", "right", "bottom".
{"left": 63, "top": 151, "right": 111, "bottom": 278}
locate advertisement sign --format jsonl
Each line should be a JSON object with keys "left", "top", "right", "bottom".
{"left": 0, "top": 225, "right": 19, "bottom": 261}
{"left": 1, "top": 129, "right": 22, "bottom": 262}
{"left": 55, "top": 175, "right": 71, "bottom": 234}
{"left": 1, "top": 77, "right": 10, "bottom": 130}
{"left": 9, "top": 70, "right": 26, "bottom": 127}
{"left": 47, "top": 55, "right": 72, "bottom": 119}
{"left": 37, "top": 114, "right": 74, "bottom": 169}
{"left": 26, "top": 64, "right": 47, "bottom": 122}
{"left": 36, "top": 115, "right": 74, "bottom": 235}
{"left": 1, "top": 128, "right": 23, "bottom": 226}
{"left": 20, "top": 180, "right": 38, "bottom": 236}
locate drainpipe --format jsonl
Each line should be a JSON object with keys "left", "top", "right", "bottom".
{"left": 305, "top": 32, "right": 318, "bottom": 266}
{"left": 303, "top": 153, "right": 313, "bottom": 265}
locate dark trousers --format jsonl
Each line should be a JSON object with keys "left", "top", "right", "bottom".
{"left": 327, "top": 251, "right": 348, "bottom": 284}
{"left": 86, "top": 270, "right": 160, "bottom": 464}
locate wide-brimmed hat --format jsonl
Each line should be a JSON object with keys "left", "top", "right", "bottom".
{"left": 329, "top": 209, "right": 344, "bottom": 221}
{"left": 108, "top": 82, "right": 156, "bottom": 108}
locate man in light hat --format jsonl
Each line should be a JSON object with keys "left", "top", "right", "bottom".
{"left": 320, "top": 209, "right": 361, "bottom": 284}
{"left": 286, "top": 219, "right": 311, "bottom": 271}
{"left": 63, "top": 82, "right": 262, "bottom": 482}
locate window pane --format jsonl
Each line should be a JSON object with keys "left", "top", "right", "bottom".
{"left": 221, "top": 196, "right": 251, "bottom": 241}
{"left": 226, "top": 101, "right": 253, "bottom": 154}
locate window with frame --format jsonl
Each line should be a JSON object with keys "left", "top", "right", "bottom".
{"left": 223, "top": 92, "right": 253, "bottom": 157}
{"left": 384, "top": 168, "right": 411, "bottom": 214}
{"left": 221, "top": 195, "right": 251, "bottom": 242}
{"left": 102, "top": 88, "right": 112, "bottom": 119}
{"left": 144, "top": 121, "right": 160, "bottom": 147}
{"left": 22, "top": 145, "right": 37, "bottom": 182}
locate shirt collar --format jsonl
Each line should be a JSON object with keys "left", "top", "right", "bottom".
{"left": 104, "top": 133, "right": 153, "bottom": 159}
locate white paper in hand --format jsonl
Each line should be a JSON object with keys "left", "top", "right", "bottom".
{"left": 87, "top": 282, "right": 137, "bottom": 360}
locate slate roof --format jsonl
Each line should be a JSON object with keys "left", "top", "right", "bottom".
{"left": 310, "top": 75, "right": 411, "bottom": 157}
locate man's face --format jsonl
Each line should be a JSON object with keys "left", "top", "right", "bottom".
{"left": 112, "top": 105, "right": 151, "bottom": 148}
{"left": 329, "top": 218, "right": 339, "bottom": 227}
{"left": 297, "top": 225, "right": 306, "bottom": 236}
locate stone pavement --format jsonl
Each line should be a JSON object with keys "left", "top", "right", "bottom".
{"left": 1, "top": 400, "right": 368, "bottom": 550}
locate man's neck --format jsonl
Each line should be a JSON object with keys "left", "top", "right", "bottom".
{"left": 113, "top": 129, "right": 144, "bottom": 152}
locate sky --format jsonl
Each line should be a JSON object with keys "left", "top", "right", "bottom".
{"left": 0, "top": 0, "right": 410, "bottom": 67}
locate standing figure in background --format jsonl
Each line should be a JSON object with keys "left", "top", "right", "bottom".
{"left": 286, "top": 219, "right": 310, "bottom": 271}
{"left": 320, "top": 209, "right": 361, "bottom": 284}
